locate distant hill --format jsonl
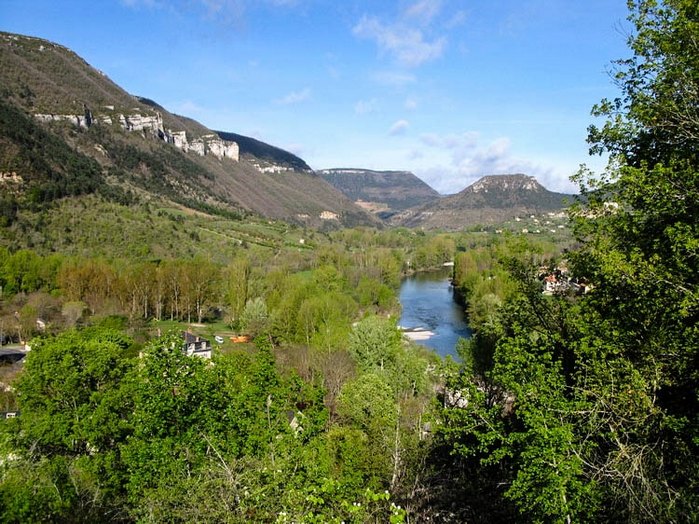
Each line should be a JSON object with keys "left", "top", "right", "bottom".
{"left": 0, "top": 31, "right": 377, "bottom": 231}
{"left": 393, "top": 174, "right": 574, "bottom": 229}
{"left": 318, "top": 168, "right": 440, "bottom": 217}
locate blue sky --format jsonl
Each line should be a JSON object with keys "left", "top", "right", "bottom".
{"left": 2, "top": 0, "right": 631, "bottom": 194}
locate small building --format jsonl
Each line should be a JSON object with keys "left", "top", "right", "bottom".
{"left": 182, "top": 331, "right": 212, "bottom": 359}
{"left": 543, "top": 274, "right": 559, "bottom": 295}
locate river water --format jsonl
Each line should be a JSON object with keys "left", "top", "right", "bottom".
{"left": 398, "top": 268, "right": 471, "bottom": 359}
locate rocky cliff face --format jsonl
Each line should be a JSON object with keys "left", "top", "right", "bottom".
{"left": 468, "top": 174, "right": 543, "bottom": 194}
{"left": 35, "top": 108, "right": 240, "bottom": 161}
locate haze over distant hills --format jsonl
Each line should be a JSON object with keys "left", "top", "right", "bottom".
{"left": 0, "top": 31, "right": 377, "bottom": 230}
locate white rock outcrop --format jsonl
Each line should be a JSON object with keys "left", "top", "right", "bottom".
{"left": 202, "top": 134, "right": 239, "bottom": 160}
{"left": 319, "top": 211, "right": 339, "bottom": 220}
{"left": 189, "top": 138, "right": 206, "bottom": 156}
{"left": 169, "top": 131, "right": 188, "bottom": 150}
{"left": 35, "top": 113, "right": 90, "bottom": 128}
{"left": 120, "top": 112, "right": 163, "bottom": 133}
{"left": 34, "top": 106, "right": 239, "bottom": 162}
{"left": 252, "top": 162, "right": 291, "bottom": 174}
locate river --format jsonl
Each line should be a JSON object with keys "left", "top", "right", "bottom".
{"left": 398, "top": 268, "right": 471, "bottom": 359}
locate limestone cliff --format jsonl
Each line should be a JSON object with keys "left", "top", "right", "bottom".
{"left": 34, "top": 107, "right": 239, "bottom": 161}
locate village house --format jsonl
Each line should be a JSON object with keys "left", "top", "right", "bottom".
{"left": 182, "top": 331, "right": 212, "bottom": 359}
{"left": 539, "top": 265, "right": 594, "bottom": 296}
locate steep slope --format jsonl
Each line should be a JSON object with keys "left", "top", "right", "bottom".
{"left": 394, "top": 174, "right": 574, "bottom": 229}
{"left": 0, "top": 32, "right": 377, "bottom": 229}
{"left": 318, "top": 168, "right": 440, "bottom": 216}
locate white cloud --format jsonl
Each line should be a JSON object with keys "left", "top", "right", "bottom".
{"left": 275, "top": 87, "right": 311, "bottom": 105}
{"left": 355, "top": 98, "right": 380, "bottom": 115}
{"left": 420, "top": 131, "right": 479, "bottom": 151}
{"left": 389, "top": 119, "right": 410, "bottom": 135}
{"left": 404, "top": 0, "right": 442, "bottom": 24}
{"left": 404, "top": 96, "right": 418, "bottom": 110}
{"left": 416, "top": 132, "right": 569, "bottom": 194}
{"left": 353, "top": 15, "right": 446, "bottom": 68}
{"left": 372, "top": 70, "right": 416, "bottom": 87}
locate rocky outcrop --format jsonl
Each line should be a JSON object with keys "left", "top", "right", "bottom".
{"left": 319, "top": 210, "right": 339, "bottom": 220}
{"left": 35, "top": 112, "right": 90, "bottom": 128}
{"left": 251, "top": 162, "right": 292, "bottom": 174}
{"left": 199, "top": 134, "right": 239, "bottom": 160}
{"left": 34, "top": 107, "right": 239, "bottom": 161}
{"left": 0, "top": 171, "right": 23, "bottom": 195}
{"left": 118, "top": 112, "right": 163, "bottom": 133}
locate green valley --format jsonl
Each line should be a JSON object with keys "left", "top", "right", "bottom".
{"left": 1, "top": 1, "right": 698, "bottom": 522}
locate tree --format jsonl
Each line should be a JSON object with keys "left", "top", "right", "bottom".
{"left": 240, "top": 297, "right": 269, "bottom": 338}
{"left": 347, "top": 315, "right": 402, "bottom": 373}
{"left": 574, "top": 1, "right": 699, "bottom": 518}
{"left": 224, "top": 255, "right": 250, "bottom": 328}
{"left": 0, "top": 328, "right": 134, "bottom": 521}
{"left": 337, "top": 373, "right": 398, "bottom": 482}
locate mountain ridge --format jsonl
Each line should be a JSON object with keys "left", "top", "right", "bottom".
{"left": 318, "top": 168, "right": 441, "bottom": 217}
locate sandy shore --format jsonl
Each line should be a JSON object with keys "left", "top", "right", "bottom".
{"left": 400, "top": 328, "right": 435, "bottom": 341}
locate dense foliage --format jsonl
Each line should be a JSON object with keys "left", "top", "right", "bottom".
{"left": 440, "top": 1, "right": 699, "bottom": 522}
{"left": 0, "top": 99, "right": 103, "bottom": 210}
{"left": 0, "top": 226, "right": 463, "bottom": 521}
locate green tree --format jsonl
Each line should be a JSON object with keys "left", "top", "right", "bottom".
{"left": 240, "top": 297, "right": 269, "bottom": 338}
{"left": 347, "top": 315, "right": 402, "bottom": 373}
{"left": 0, "top": 328, "right": 134, "bottom": 521}
{"left": 224, "top": 255, "right": 250, "bottom": 327}
{"left": 337, "top": 373, "right": 398, "bottom": 483}
{"left": 574, "top": 0, "right": 699, "bottom": 518}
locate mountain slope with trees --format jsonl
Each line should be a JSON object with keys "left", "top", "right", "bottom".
{"left": 0, "top": 31, "right": 377, "bottom": 230}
